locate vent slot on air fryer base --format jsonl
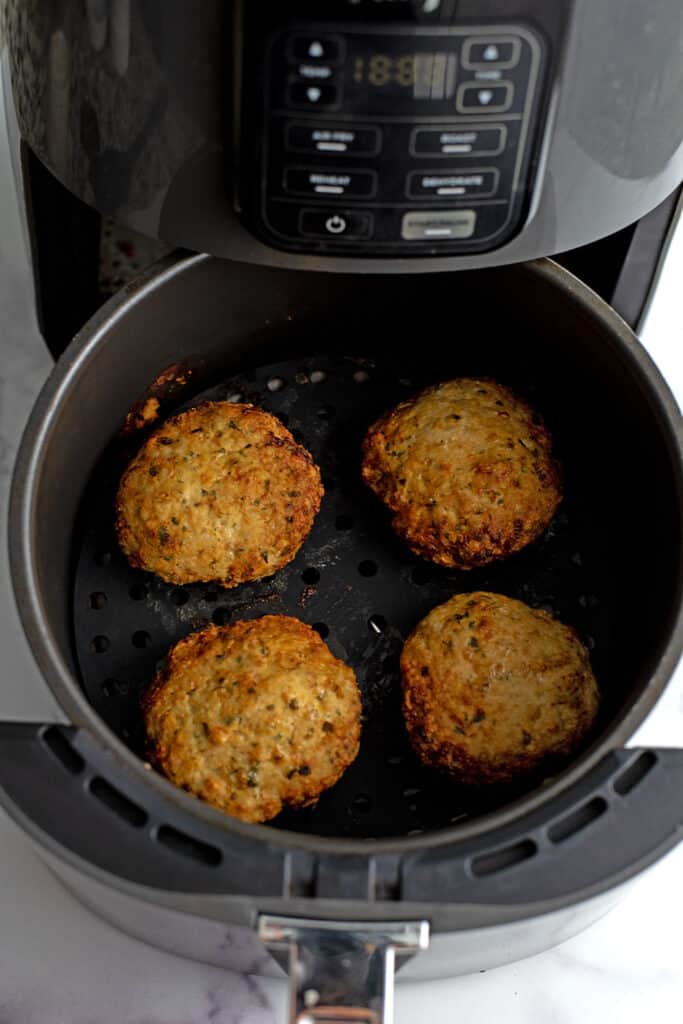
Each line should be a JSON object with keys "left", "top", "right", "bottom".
{"left": 71, "top": 352, "right": 646, "bottom": 840}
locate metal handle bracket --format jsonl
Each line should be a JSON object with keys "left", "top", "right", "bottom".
{"left": 258, "top": 915, "right": 430, "bottom": 1024}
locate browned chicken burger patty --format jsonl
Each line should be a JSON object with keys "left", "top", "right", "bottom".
{"left": 144, "top": 616, "right": 361, "bottom": 823}
{"left": 401, "top": 592, "right": 599, "bottom": 786}
{"left": 361, "top": 378, "right": 561, "bottom": 569}
{"left": 116, "top": 402, "right": 323, "bottom": 586}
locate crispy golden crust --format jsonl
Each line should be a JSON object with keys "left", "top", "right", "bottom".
{"left": 401, "top": 592, "right": 599, "bottom": 786}
{"left": 116, "top": 402, "right": 323, "bottom": 587}
{"left": 143, "top": 616, "right": 361, "bottom": 823}
{"left": 361, "top": 379, "right": 562, "bottom": 569}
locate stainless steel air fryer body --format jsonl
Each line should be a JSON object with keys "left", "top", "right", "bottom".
{"left": 3, "top": 0, "right": 683, "bottom": 271}
{"left": 2, "top": 256, "right": 683, "bottom": 1018}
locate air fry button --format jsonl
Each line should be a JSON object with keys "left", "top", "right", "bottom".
{"left": 286, "top": 123, "right": 382, "bottom": 157}
{"left": 408, "top": 169, "right": 499, "bottom": 199}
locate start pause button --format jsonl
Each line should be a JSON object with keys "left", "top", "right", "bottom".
{"left": 401, "top": 210, "right": 477, "bottom": 240}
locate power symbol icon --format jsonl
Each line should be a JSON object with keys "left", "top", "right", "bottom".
{"left": 325, "top": 215, "right": 347, "bottom": 234}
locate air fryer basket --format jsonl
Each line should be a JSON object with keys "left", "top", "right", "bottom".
{"left": 4, "top": 256, "right": 683, "bottom": 948}
{"left": 76, "top": 349, "right": 620, "bottom": 839}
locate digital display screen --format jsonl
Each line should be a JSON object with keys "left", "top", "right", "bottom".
{"left": 352, "top": 52, "right": 457, "bottom": 100}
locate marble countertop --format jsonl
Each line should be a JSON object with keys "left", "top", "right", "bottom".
{"left": 1, "top": 69, "right": 682, "bottom": 1021}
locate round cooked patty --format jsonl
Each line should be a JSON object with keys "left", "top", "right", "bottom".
{"left": 401, "top": 592, "right": 599, "bottom": 786}
{"left": 361, "top": 378, "right": 562, "bottom": 569}
{"left": 143, "top": 616, "right": 361, "bottom": 823}
{"left": 116, "top": 402, "right": 323, "bottom": 586}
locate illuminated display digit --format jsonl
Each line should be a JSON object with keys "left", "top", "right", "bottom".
{"left": 368, "top": 54, "right": 392, "bottom": 86}
{"left": 396, "top": 55, "right": 415, "bottom": 86}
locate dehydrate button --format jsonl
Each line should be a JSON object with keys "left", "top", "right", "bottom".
{"left": 408, "top": 169, "right": 499, "bottom": 199}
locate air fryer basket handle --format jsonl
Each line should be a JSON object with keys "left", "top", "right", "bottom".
{"left": 259, "top": 915, "right": 429, "bottom": 1024}
{"left": 0, "top": 724, "right": 682, "bottom": 924}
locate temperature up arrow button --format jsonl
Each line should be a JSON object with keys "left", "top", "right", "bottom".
{"left": 288, "top": 34, "right": 344, "bottom": 66}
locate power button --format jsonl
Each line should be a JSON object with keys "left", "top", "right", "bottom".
{"left": 299, "top": 208, "right": 373, "bottom": 240}
{"left": 325, "top": 214, "right": 347, "bottom": 234}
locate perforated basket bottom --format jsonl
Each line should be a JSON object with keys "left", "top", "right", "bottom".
{"left": 73, "top": 353, "right": 613, "bottom": 838}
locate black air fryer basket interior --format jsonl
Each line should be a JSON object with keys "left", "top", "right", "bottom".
{"left": 60, "top": 257, "right": 681, "bottom": 842}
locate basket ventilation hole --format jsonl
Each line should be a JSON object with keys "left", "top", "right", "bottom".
{"left": 310, "top": 370, "right": 326, "bottom": 384}
{"left": 471, "top": 839, "right": 537, "bottom": 878}
{"left": 301, "top": 567, "right": 321, "bottom": 585}
{"left": 170, "top": 588, "right": 189, "bottom": 607}
{"left": 102, "top": 678, "right": 128, "bottom": 698}
{"left": 95, "top": 551, "right": 111, "bottom": 566}
{"left": 129, "top": 583, "right": 147, "bottom": 601}
{"left": 317, "top": 405, "right": 335, "bottom": 420}
{"left": 43, "top": 728, "right": 85, "bottom": 775}
{"left": 411, "top": 566, "right": 432, "bottom": 586}
{"left": 312, "top": 622, "right": 329, "bottom": 639}
{"left": 89, "top": 777, "right": 148, "bottom": 828}
{"left": 212, "top": 607, "right": 231, "bottom": 626}
{"left": 132, "top": 631, "right": 151, "bottom": 649}
{"left": 368, "top": 614, "right": 387, "bottom": 635}
{"left": 548, "top": 797, "right": 607, "bottom": 844}
{"left": 351, "top": 793, "right": 373, "bottom": 814}
{"left": 613, "top": 751, "right": 658, "bottom": 796}
{"left": 335, "top": 514, "right": 354, "bottom": 531}
{"left": 353, "top": 370, "right": 369, "bottom": 383}
{"left": 227, "top": 392, "right": 243, "bottom": 404}
{"left": 156, "top": 825, "right": 222, "bottom": 866}
{"left": 267, "top": 377, "right": 285, "bottom": 392}
{"left": 91, "top": 635, "right": 110, "bottom": 654}
{"left": 89, "top": 592, "right": 107, "bottom": 610}
{"left": 358, "top": 560, "right": 378, "bottom": 578}
{"left": 204, "top": 590, "right": 219, "bottom": 603}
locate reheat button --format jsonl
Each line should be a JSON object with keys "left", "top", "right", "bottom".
{"left": 284, "top": 167, "right": 377, "bottom": 199}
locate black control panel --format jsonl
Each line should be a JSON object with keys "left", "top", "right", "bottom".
{"left": 246, "top": 23, "right": 547, "bottom": 256}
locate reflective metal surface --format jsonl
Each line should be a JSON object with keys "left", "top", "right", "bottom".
{"left": 2, "top": 0, "right": 682, "bottom": 270}
{"left": 260, "top": 916, "right": 429, "bottom": 1024}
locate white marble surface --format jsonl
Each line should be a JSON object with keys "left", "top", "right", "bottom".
{"left": 1, "top": 67, "right": 683, "bottom": 1022}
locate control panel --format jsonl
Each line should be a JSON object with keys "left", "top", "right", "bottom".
{"left": 246, "top": 23, "right": 547, "bottom": 256}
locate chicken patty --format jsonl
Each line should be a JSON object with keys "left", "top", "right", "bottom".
{"left": 116, "top": 402, "right": 323, "bottom": 587}
{"left": 144, "top": 616, "right": 361, "bottom": 823}
{"left": 361, "top": 379, "right": 561, "bottom": 569}
{"left": 401, "top": 592, "right": 599, "bottom": 786}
